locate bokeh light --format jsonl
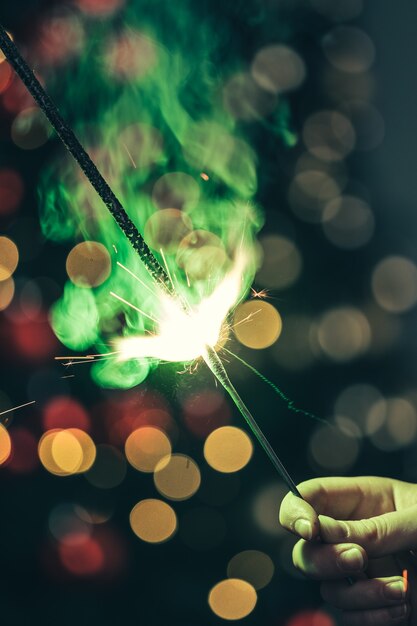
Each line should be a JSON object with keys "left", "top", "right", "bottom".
{"left": 181, "top": 389, "right": 231, "bottom": 438}
{"left": 309, "top": 422, "right": 360, "bottom": 472}
{"left": 0, "top": 236, "right": 19, "bottom": 281}
{"left": 339, "top": 100, "right": 384, "bottom": 151}
{"left": 289, "top": 170, "right": 341, "bottom": 223}
{"left": 233, "top": 300, "right": 282, "bottom": 349}
{"left": 0, "top": 424, "right": 12, "bottom": 465}
{"left": 316, "top": 306, "right": 371, "bottom": 361}
{"left": 256, "top": 235, "right": 302, "bottom": 289}
{"left": 252, "top": 482, "right": 287, "bottom": 536}
{"left": 11, "top": 107, "right": 51, "bottom": 150}
{"left": 42, "top": 396, "right": 90, "bottom": 431}
{"left": 208, "top": 578, "right": 257, "bottom": 620}
{"left": 125, "top": 426, "right": 171, "bottom": 473}
{"left": 104, "top": 29, "right": 158, "bottom": 81}
{"left": 322, "top": 195, "right": 374, "bottom": 248}
{"left": 152, "top": 172, "right": 200, "bottom": 211}
{"left": 154, "top": 453, "right": 201, "bottom": 501}
{"left": 368, "top": 398, "right": 417, "bottom": 450}
{"left": 303, "top": 110, "right": 356, "bottom": 162}
{"left": 227, "top": 550, "right": 274, "bottom": 590}
{"left": 7, "top": 428, "right": 39, "bottom": 473}
{"left": 0, "top": 278, "right": 15, "bottom": 311}
{"left": 144, "top": 208, "right": 192, "bottom": 254}
{"left": 285, "top": 609, "right": 336, "bottom": 626}
{"left": 130, "top": 498, "right": 177, "bottom": 543}
{"left": 371, "top": 256, "right": 417, "bottom": 313}
{"left": 222, "top": 72, "right": 277, "bottom": 121}
{"left": 251, "top": 45, "right": 306, "bottom": 94}
{"left": 49, "top": 503, "right": 92, "bottom": 545}
{"left": 204, "top": 426, "right": 253, "bottom": 473}
{"left": 59, "top": 536, "right": 104, "bottom": 576}
{"left": 66, "top": 241, "right": 111, "bottom": 288}
{"left": 334, "top": 383, "right": 384, "bottom": 434}
{"left": 75, "top": 0, "right": 125, "bottom": 17}
{"left": 0, "top": 169, "right": 24, "bottom": 216}
{"left": 176, "top": 229, "right": 228, "bottom": 281}
{"left": 322, "top": 26, "right": 375, "bottom": 74}
{"left": 38, "top": 428, "right": 96, "bottom": 476}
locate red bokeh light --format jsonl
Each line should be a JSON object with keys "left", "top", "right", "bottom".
{"left": 0, "top": 168, "right": 24, "bottom": 217}
{"left": 182, "top": 390, "right": 231, "bottom": 438}
{"left": 7, "top": 427, "right": 39, "bottom": 473}
{"left": 8, "top": 310, "right": 58, "bottom": 361}
{"left": 0, "top": 62, "right": 12, "bottom": 95}
{"left": 285, "top": 610, "right": 335, "bottom": 626}
{"left": 58, "top": 527, "right": 127, "bottom": 579}
{"left": 97, "top": 389, "right": 174, "bottom": 444}
{"left": 2, "top": 73, "right": 37, "bottom": 114}
{"left": 43, "top": 396, "right": 91, "bottom": 432}
{"left": 74, "top": 0, "right": 124, "bottom": 16}
{"left": 34, "top": 16, "right": 85, "bottom": 66}
{"left": 59, "top": 536, "right": 104, "bottom": 576}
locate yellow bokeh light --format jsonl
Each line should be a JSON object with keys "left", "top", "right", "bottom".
{"left": 256, "top": 235, "right": 302, "bottom": 289}
{"left": 154, "top": 453, "right": 201, "bottom": 501}
{"left": 251, "top": 44, "right": 306, "bottom": 95}
{"left": 66, "top": 241, "right": 111, "bottom": 288}
{"left": 39, "top": 430, "right": 69, "bottom": 476}
{"left": 227, "top": 550, "right": 275, "bottom": 590}
{"left": 52, "top": 430, "right": 83, "bottom": 473}
{"left": 204, "top": 426, "right": 253, "bottom": 473}
{"left": 371, "top": 256, "right": 417, "bottom": 313}
{"left": 144, "top": 208, "right": 192, "bottom": 255}
{"left": 0, "top": 277, "right": 15, "bottom": 311}
{"left": 69, "top": 428, "right": 96, "bottom": 472}
{"left": 39, "top": 428, "right": 96, "bottom": 476}
{"left": 208, "top": 578, "right": 257, "bottom": 621}
{"left": 125, "top": 427, "right": 171, "bottom": 473}
{"left": 317, "top": 306, "right": 371, "bottom": 361}
{"left": 129, "top": 498, "right": 177, "bottom": 543}
{"left": 0, "top": 236, "right": 19, "bottom": 281}
{"left": 233, "top": 300, "right": 282, "bottom": 349}
{"left": 0, "top": 424, "right": 11, "bottom": 465}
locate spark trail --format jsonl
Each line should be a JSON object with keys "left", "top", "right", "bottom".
{"left": 0, "top": 26, "right": 301, "bottom": 496}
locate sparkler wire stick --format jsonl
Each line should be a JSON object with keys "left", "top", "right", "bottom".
{"left": 0, "top": 25, "right": 302, "bottom": 497}
{"left": 0, "top": 25, "right": 173, "bottom": 295}
{"left": 204, "top": 346, "right": 302, "bottom": 497}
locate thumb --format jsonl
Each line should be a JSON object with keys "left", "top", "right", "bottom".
{"left": 319, "top": 505, "right": 417, "bottom": 557}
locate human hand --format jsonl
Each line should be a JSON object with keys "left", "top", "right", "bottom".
{"left": 279, "top": 476, "right": 417, "bottom": 625}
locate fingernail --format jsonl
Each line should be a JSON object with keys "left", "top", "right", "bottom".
{"left": 388, "top": 604, "right": 407, "bottom": 619}
{"left": 338, "top": 548, "right": 364, "bottom": 572}
{"left": 294, "top": 519, "right": 313, "bottom": 540}
{"left": 385, "top": 581, "right": 405, "bottom": 601}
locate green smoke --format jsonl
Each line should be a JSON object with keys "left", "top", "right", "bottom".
{"left": 37, "top": 0, "right": 293, "bottom": 388}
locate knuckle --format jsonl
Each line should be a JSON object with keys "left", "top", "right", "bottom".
{"left": 359, "top": 517, "right": 386, "bottom": 544}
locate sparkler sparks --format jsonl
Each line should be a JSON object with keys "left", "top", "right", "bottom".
{"left": 0, "top": 25, "right": 302, "bottom": 496}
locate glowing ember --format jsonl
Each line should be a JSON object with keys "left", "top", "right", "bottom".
{"left": 116, "top": 254, "right": 246, "bottom": 363}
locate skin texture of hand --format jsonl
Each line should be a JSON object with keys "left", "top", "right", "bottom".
{"left": 279, "top": 476, "right": 417, "bottom": 625}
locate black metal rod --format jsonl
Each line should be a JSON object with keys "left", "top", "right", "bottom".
{"left": 0, "top": 25, "right": 173, "bottom": 294}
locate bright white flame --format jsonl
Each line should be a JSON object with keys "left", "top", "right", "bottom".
{"left": 116, "top": 255, "right": 246, "bottom": 362}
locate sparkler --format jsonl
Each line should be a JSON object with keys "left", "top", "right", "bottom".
{"left": 0, "top": 25, "right": 302, "bottom": 497}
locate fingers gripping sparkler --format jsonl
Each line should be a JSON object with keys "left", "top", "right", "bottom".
{"left": 0, "top": 25, "right": 301, "bottom": 497}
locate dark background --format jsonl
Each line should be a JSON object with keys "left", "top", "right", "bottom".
{"left": 0, "top": 1, "right": 416, "bottom": 625}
